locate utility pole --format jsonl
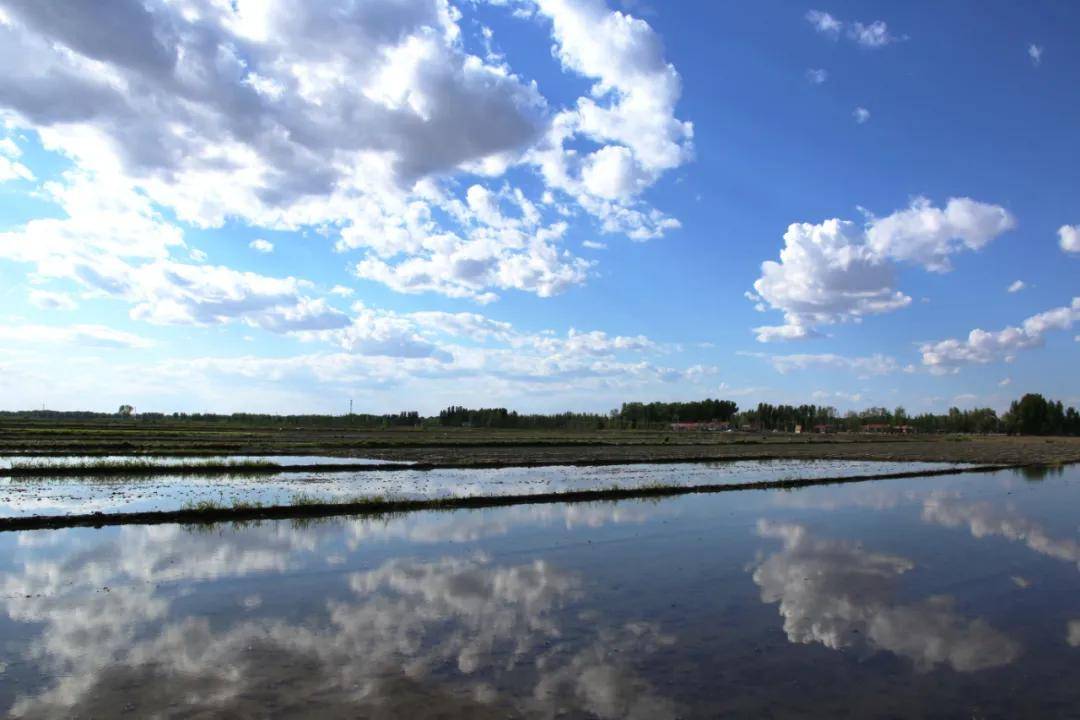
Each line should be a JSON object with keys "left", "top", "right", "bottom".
{"left": 349, "top": 398, "right": 353, "bottom": 416}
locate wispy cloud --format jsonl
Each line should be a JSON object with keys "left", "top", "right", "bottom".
{"left": 1028, "top": 44, "right": 1043, "bottom": 66}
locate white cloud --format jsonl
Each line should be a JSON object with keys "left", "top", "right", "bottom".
{"left": 582, "top": 240, "right": 607, "bottom": 250}
{"left": 353, "top": 217, "right": 591, "bottom": 302}
{"left": 188, "top": 248, "right": 208, "bottom": 263}
{"left": 0, "top": 0, "right": 691, "bottom": 304}
{"left": 849, "top": 21, "right": 898, "bottom": 48}
{"left": 1007, "top": 280, "right": 1025, "bottom": 293}
{"left": 329, "top": 285, "right": 354, "bottom": 297}
{"left": 1028, "top": 44, "right": 1043, "bottom": 66}
{"left": 853, "top": 106, "right": 871, "bottom": 124}
{"left": 0, "top": 323, "right": 151, "bottom": 349}
{"left": 751, "top": 218, "right": 909, "bottom": 342}
{"left": 0, "top": 1, "right": 546, "bottom": 218}
{"left": 28, "top": 289, "right": 77, "bottom": 311}
{"left": 807, "top": 11, "right": 901, "bottom": 47}
{"left": 750, "top": 197, "right": 1015, "bottom": 341}
{"left": 998, "top": 377, "right": 1012, "bottom": 387}
{"left": 746, "top": 352, "right": 900, "bottom": 377}
{"left": 806, "top": 68, "right": 828, "bottom": 84}
{"left": 1059, "top": 225, "right": 1080, "bottom": 254}
{"left": 865, "top": 197, "right": 1016, "bottom": 272}
{"left": 249, "top": 239, "right": 275, "bottom": 254}
{"left": 0, "top": 134, "right": 32, "bottom": 181}
{"left": 920, "top": 297, "right": 1080, "bottom": 372}
{"left": 0, "top": 170, "right": 348, "bottom": 333}
{"left": 752, "top": 324, "right": 821, "bottom": 343}
{"left": 805, "top": 10, "right": 842, "bottom": 36}
{"left": 523, "top": 0, "right": 692, "bottom": 239}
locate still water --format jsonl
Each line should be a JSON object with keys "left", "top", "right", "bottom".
{"left": 1, "top": 465, "right": 1077, "bottom": 717}
{"left": 0, "top": 459, "right": 969, "bottom": 517}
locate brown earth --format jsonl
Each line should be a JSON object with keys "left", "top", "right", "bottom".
{"left": 2, "top": 419, "right": 1079, "bottom": 466}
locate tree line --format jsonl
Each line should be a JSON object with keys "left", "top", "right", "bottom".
{"left": 2, "top": 393, "right": 1078, "bottom": 435}
{"left": 738, "top": 394, "right": 1080, "bottom": 436}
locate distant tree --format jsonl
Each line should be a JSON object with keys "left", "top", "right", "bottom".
{"left": 1003, "top": 394, "right": 1050, "bottom": 435}
{"left": 117, "top": 404, "right": 134, "bottom": 417}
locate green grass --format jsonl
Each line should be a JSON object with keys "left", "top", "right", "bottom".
{"left": 182, "top": 498, "right": 266, "bottom": 512}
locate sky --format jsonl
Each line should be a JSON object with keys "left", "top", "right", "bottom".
{"left": 0, "top": 0, "right": 1077, "bottom": 416}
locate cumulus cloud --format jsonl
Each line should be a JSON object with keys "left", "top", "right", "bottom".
{"left": 0, "top": 0, "right": 545, "bottom": 208}
{"left": 853, "top": 106, "right": 871, "bottom": 124}
{"left": 0, "top": 0, "right": 689, "bottom": 304}
{"left": 1028, "top": 44, "right": 1043, "bottom": 66}
{"left": 806, "top": 68, "right": 828, "bottom": 84}
{"left": 523, "top": 0, "right": 693, "bottom": 239}
{"left": 750, "top": 197, "right": 1015, "bottom": 341}
{"left": 753, "top": 521, "right": 1019, "bottom": 672}
{"left": 864, "top": 197, "right": 1016, "bottom": 272}
{"left": 1007, "top": 280, "right": 1026, "bottom": 293}
{"left": 919, "top": 297, "right": 1080, "bottom": 372}
{"left": 1060, "top": 225, "right": 1080, "bottom": 254}
{"left": 249, "top": 239, "right": 274, "bottom": 254}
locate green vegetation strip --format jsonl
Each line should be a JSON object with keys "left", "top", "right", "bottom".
{"left": 0, "top": 463, "right": 1031, "bottom": 532}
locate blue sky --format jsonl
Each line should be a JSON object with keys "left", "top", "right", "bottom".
{"left": 0, "top": 0, "right": 1077, "bottom": 415}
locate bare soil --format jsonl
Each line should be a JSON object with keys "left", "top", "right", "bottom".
{"left": 3, "top": 419, "right": 1079, "bottom": 466}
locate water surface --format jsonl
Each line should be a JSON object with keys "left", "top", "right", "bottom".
{"left": 2, "top": 465, "right": 1078, "bottom": 717}
{"left": 0, "top": 459, "right": 968, "bottom": 517}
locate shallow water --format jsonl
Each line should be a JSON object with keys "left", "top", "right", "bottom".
{"left": 2, "top": 464, "right": 1077, "bottom": 717}
{"left": 0, "top": 454, "right": 399, "bottom": 468}
{"left": 0, "top": 459, "right": 970, "bottom": 517}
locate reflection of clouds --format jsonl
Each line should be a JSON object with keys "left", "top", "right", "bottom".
{"left": 769, "top": 486, "right": 909, "bottom": 512}
{"left": 2, "top": 524, "right": 310, "bottom": 604}
{"left": 5, "top": 528, "right": 678, "bottom": 718}
{"left": 1068, "top": 621, "right": 1080, "bottom": 647}
{"left": 752, "top": 521, "right": 1019, "bottom": 672}
{"left": 533, "top": 622, "right": 678, "bottom": 720}
{"left": 922, "top": 494, "right": 1080, "bottom": 566}
{"left": 343, "top": 554, "right": 577, "bottom": 675}
{"left": 346, "top": 500, "right": 668, "bottom": 548}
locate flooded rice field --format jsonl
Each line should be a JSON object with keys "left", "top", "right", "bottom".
{"left": 2, "top": 464, "right": 1078, "bottom": 717}
{"left": 0, "top": 454, "right": 401, "bottom": 468}
{"left": 0, "top": 458, "right": 971, "bottom": 518}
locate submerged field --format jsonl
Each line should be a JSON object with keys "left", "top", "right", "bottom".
{"left": 0, "top": 458, "right": 977, "bottom": 521}
{"left": 3, "top": 465, "right": 1080, "bottom": 717}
